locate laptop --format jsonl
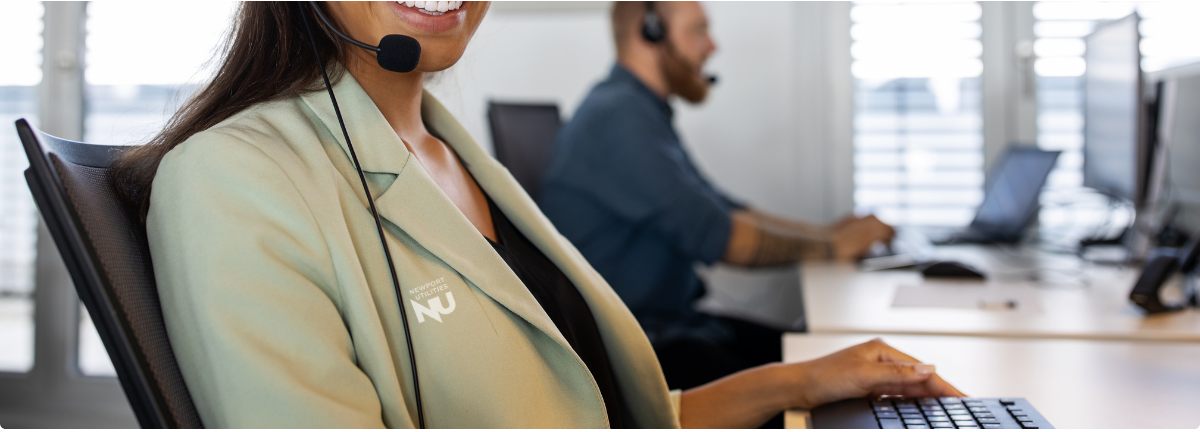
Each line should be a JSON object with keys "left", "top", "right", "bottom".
{"left": 862, "top": 148, "right": 1060, "bottom": 270}
{"left": 811, "top": 396, "right": 1055, "bottom": 429}
{"left": 932, "top": 147, "right": 1061, "bottom": 245}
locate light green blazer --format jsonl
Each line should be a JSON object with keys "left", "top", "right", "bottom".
{"left": 147, "top": 73, "right": 681, "bottom": 428}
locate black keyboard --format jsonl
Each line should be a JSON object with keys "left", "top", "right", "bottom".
{"left": 811, "top": 396, "right": 1054, "bottom": 429}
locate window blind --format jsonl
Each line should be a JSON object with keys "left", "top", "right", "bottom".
{"left": 851, "top": 1, "right": 985, "bottom": 227}
{"left": 0, "top": 0, "right": 42, "bottom": 374}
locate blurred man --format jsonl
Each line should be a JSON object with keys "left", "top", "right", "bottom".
{"left": 538, "top": 1, "right": 894, "bottom": 393}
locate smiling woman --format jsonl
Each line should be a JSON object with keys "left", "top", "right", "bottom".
{"left": 107, "top": 2, "right": 960, "bottom": 428}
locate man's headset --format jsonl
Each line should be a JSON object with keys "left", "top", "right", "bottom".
{"left": 641, "top": 1, "right": 717, "bottom": 85}
{"left": 299, "top": 2, "right": 426, "bottom": 428}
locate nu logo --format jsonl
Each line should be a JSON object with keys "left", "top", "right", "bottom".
{"left": 411, "top": 292, "right": 457, "bottom": 323}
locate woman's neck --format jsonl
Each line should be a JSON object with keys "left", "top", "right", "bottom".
{"left": 343, "top": 51, "right": 431, "bottom": 151}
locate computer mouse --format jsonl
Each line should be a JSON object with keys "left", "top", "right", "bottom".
{"left": 919, "top": 261, "right": 986, "bottom": 279}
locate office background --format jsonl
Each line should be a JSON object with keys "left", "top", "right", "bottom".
{"left": 1, "top": 1, "right": 1199, "bottom": 427}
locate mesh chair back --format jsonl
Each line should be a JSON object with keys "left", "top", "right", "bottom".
{"left": 487, "top": 102, "right": 562, "bottom": 198}
{"left": 16, "top": 119, "right": 203, "bottom": 428}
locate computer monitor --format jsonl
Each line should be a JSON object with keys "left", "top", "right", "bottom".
{"left": 1082, "top": 13, "right": 1149, "bottom": 205}
{"left": 1157, "top": 71, "right": 1200, "bottom": 230}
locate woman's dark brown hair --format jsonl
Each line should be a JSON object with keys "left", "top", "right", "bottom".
{"left": 111, "top": 2, "right": 347, "bottom": 220}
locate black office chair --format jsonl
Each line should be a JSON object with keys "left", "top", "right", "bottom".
{"left": 486, "top": 102, "right": 562, "bottom": 199}
{"left": 16, "top": 119, "right": 203, "bottom": 428}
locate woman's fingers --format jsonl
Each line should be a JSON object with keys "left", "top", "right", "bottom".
{"left": 863, "top": 338, "right": 925, "bottom": 365}
{"left": 866, "top": 373, "right": 967, "bottom": 399}
{"left": 862, "top": 361, "right": 936, "bottom": 387}
{"left": 924, "top": 374, "right": 967, "bottom": 397}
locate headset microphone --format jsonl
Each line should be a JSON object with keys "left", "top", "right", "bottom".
{"left": 308, "top": 1, "right": 422, "bottom": 73}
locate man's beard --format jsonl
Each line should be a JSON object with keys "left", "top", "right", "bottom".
{"left": 661, "top": 43, "right": 709, "bottom": 104}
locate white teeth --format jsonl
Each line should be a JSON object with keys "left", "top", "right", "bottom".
{"left": 399, "top": 0, "right": 461, "bottom": 14}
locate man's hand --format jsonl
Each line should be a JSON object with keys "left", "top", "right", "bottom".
{"left": 830, "top": 215, "right": 894, "bottom": 261}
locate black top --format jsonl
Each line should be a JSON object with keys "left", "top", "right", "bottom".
{"left": 484, "top": 199, "right": 628, "bottom": 428}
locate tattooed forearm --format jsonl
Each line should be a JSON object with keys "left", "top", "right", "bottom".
{"left": 746, "top": 227, "right": 831, "bottom": 267}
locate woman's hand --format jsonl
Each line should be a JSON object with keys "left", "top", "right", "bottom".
{"left": 787, "top": 338, "right": 966, "bottom": 410}
{"left": 679, "top": 338, "right": 963, "bottom": 428}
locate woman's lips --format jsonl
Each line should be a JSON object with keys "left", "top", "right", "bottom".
{"left": 388, "top": 1, "right": 467, "bottom": 34}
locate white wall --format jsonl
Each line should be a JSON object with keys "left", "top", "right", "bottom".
{"left": 427, "top": 1, "right": 854, "bottom": 225}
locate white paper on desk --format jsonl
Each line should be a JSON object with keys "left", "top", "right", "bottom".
{"left": 891, "top": 280, "right": 1041, "bottom": 313}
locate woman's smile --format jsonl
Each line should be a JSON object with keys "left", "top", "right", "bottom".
{"left": 389, "top": 0, "right": 468, "bottom": 33}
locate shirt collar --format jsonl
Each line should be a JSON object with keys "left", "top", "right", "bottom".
{"left": 608, "top": 64, "right": 674, "bottom": 120}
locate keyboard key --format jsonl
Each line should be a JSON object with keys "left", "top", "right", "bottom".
{"left": 929, "top": 421, "right": 953, "bottom": 428}
{"left": 1021, "top": 421, "right": 1039, "bottom": 429}
{"left": 876, "top": 413, "right": 899, "bottom": 419}
{"left": 925, "top": 416, "right": 949, "bottom": 422}
{"left": 982, "top": 425, "right": 1005, "bottom": 429}
{"left": 958, "top": 427, "right": 980, "bottom": 430}
{"left": 999, "top": 399, "right": 1018, "bottom": 406}
{"left": 942, "top": 403, "right": 965, "bottom": 410}
{"left": 920, "top": 398, "right": 940, "bottom": 405}
{"left": 901, "top": 413, "right": 924, "bottom": 419}
{"left": 907, "top": 425, "right": 931, "bottom": 429}
{"left": 970, "top": 407, "right": 990, "bottom": 412}
{"left": 904, "top": 418, "right": 927, "bottom": 425}
{"left": 1007, "top": 408, "right": 1025, "bottom": 415}
{"left": 946, "top": 409, "right": 969, "bottom": 415}
{"left": 876, "top": 406, "right": 896, "bottom": 412}
{"left": 1015, "top": 416, "right": 1031, "bottom": 422}
{"left": 979, "top": 419, "right": 1002, "bottom": 425}
{"left": 940, "top": 397, "right": 961, "bottom": 404}
{"left": 879, "top": 418, "right": 906, "bottom": 429}
{"left": 975, "top": 413, "right": 996, "bottom": 419}
{"left": 950, "top": 415, "right": 974, "bottom": 421}
{"left": 965, "top": 401, "right": 986, "bottom": 407}
{"left": 900, "top": 408, "right": 922, "bottom": 414}
{"left": 955, "top": 420, "right": 979, "bottom": 427}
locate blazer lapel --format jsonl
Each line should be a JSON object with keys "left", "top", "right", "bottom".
{"left": 422, "top": 93, "right": 679, "bottom": 428}
{"left": 299, "top": 76, "right": 573, "bottom": 354}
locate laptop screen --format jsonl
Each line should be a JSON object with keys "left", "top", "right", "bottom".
{"left": 969, "top": 148, "right": 1060, "bottom": 240}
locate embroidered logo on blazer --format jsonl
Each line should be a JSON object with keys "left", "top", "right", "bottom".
{"left": 411, "top": 292, "right": 456, "bottom": 324}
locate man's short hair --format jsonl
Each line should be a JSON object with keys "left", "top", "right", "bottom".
{"left": 611, "top": 1, "right": 646, "bottom": 55}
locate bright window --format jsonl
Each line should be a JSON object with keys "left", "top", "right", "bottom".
{"left": 851, "top": 2, "right": 984, "bottom": 227}
{"left": 80, "top": 0, "right": 237, "bottom": 376}
{"left": 0, "top": 0, "right": 43, "bottom": 374}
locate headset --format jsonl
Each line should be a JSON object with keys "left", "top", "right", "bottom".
{"left": 640, "top": 1, "right": 718, "bottom": 85}
{"left": 641, "top": 1, "right": 667, "bottom": 43}
{"left": 300, "top": 2, "right": 426, "bottom": 428}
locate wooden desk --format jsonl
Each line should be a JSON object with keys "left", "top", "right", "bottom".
{"left": 782, "top": 333, "right": 1200, "bottom": 429}
{"left": 802, "top": 245, "right": 1200, "bottom": 341}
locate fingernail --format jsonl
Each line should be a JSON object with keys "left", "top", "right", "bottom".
{"left": 916, "top": 364, "right": 935, "bottom": 375}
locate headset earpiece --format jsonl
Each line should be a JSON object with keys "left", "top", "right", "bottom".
{"left": 641, "top": 2, "right": 666, "bottom": 43}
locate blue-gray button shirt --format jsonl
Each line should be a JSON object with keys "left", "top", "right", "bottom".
{"left": 539, "top": 64, "right": 740, "bottom": 322}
